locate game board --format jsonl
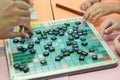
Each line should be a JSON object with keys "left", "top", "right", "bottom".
{"left": 4, "top": 17, "right": 118, "bottom": 80}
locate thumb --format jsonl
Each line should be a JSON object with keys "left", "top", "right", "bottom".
{"left": 105, "top": 24, "right": 116, "bottom": 34}
{"left": 8, "top": 32, "right": 29, "bottom": 38}
{"left": 100, "top": 19, "right": 112, "bottom": 37}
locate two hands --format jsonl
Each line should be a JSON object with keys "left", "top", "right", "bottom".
{"left": 80, "top": 0, "right": 120, "bottom": 53}
{"left": 0, "top": 0, "right": 33, "bottom": 39}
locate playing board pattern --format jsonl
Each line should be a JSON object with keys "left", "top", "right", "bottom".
{"left": 4, "top": 17, "right": 117, "bottom": 80}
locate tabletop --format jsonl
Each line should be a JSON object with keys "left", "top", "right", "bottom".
{"left": 0, "top": 0, "right": 120, "bottom": 80}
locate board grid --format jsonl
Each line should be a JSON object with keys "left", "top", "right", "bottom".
{"left": 4, "top": 17, "right": 118, "bottom": 80}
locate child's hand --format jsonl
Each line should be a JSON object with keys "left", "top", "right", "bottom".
{"left": 100, "top": 17, "right": 120, "bottom": 37}
{"left": 83, "top": 2, "right": 120, "bottom": 22}
{"left": 80, "top": 0, "right": 100, "bottom": 11}
{"left": 114, "top": 35, "right": 120, "bottom": 54}
{"left": 0, "top": 0, "right": 32, "bottom": 39}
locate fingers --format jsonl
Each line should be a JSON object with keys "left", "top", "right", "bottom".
{"left": 83, "top": 3, "right": 109, "bottom": 21}
{"left": 14, "top": 0, "right": 29, "bottom": 10}
{"left": 80, "top": 3, "right": 86, "bottom": 11}
{"left": 83, "top": 5, "right": 97, "bottom": 21}
{"left": 85, "top": 3, "right": 91, "bottom": 11}
{"left": 4, "top": 1, "right": 30, "bottom": 19}
{"left": 16, "top": 17, "right": 32, "bottom": 34}
{"left": 14, "top": 3, "right": 32, "bottom": 34}
{"left": 104, "top": 24, "right": 116, "bottom": 34}
{"left": 80, "top": 2, "right": 91, "bottom": 11}
{"left": 83, "top": 5, "right": 105, "bottom": 21}
{"left": 100, "top": 19, "right": 112, "bottom": 37}
{"left": 10, "top": 1, "right": 31, "bottom": 18}
{"left": 19, "top": 24, "right": 33, "bottom": 34}
{"left": 80, "top": 3, "right": 85, "bottom": 11}
{"left": 87, "top": 9, "right": 100, "bottom": 21}
{"left": 94, "top": 10, "right": 108, "bottom": 22}
{"left": 24, "top": 23, "right": 33, "bottom": 34}
{"left": 18, "top": 9, "right": 30, "bottom": 17}
{"left": 101, "top": 17, "right": 120, "bottom": 37}
{"left": 80, "top": 0, "right": 100, "bottom": 11}
{"left": 15, "top": 1, "right": 31, "bottom": 29}
{"left": 7, "top": 32, "right": 29, "bottom": 38}
{"left": 15, "top": 1, "right": 31, "bottom": 32}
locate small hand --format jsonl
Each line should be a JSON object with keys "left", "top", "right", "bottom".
{"left": 114, "top": 35, "right": 120, "bottom": 55}
{"left": 83, "top": 2, "right": 120, "bottom": 22}
{"left": 100, "top": 17, "right": 120, "bottom": 37}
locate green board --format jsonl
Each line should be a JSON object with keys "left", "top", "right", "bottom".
{"left": 4, "top": 17, "right": 118, "bottom": 80}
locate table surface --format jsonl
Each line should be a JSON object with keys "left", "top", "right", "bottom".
{"left": 1, "top": 0, "right": 120, "bottom": 80}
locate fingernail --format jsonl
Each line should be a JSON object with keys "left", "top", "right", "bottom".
{"left": 82, "top": 19, "right": 86, "bottom": 22}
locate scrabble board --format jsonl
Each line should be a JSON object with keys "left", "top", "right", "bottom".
{"left": 4, "top": 17, "right": 118, "bottom": 80}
